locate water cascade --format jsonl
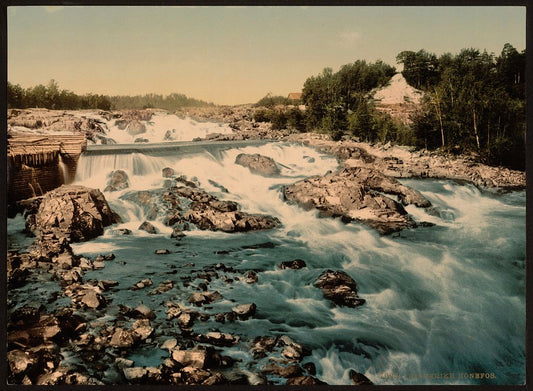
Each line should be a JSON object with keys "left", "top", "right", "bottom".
{"left": 7, "top": 116, "right": 526, "bottom": 385}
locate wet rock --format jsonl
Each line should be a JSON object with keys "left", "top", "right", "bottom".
{"left": 114, "top": 228, "right": 132, "bottom": 235}
{"left": 162, "top": 167, "right": 175, "bottom": 178}
{"left": 123, "top": 367, "right": 148, "bottom": 381}
{"left": 134, "top": 137, "right": 149, "bottom": 143}
{"left": 132, "top": 319, "right": 153, "bottom": 340}
{"left": 181, "top": 367, "right": 211, "bottom": 384}
{"left": 109, "top": 328, "right": 139, "bottom": 348}
{"left": 349, "top": 369, "right": 373, "bottom": 385}
{"left": 148, "top": 280, "right": 173, "bottom": 295}
{"left": 138, "top": 221, "right": 158, "bottom": 234}
{"left": 125, "top": 120, "right": 146, "bottom": 136}
{"left": 314, "top": 270, "right": 365, "bottom": 308}
{"left": 202, "top": 372, "right": 227, "bottom": 385}
{"left": 245, "top": 270, "right": 258, "bottom": 284}
{"left": 283, "top": 167, "right": 428, "bottom": 234}
{"left": 134, "top": 304, "right": 156, "bottom": 320}
{"left": 303, "top": 362, "right": 317, "bottom": 376}
{"left": 195, "top": 332, "right": 240, "bottom": 347}
{"left": 115, "top": 357, "right": 134, "bottom": 370}
{"left": 188, "top": 291, "right": 222, "bottom": 306}
{"left": 154, "top": 249, "right": 171, "bottom": 254}
{"left": 80, "top": 289, "right": 106, "bottom": 309}
{"left": 98, "top": 280, "right": 119, "bottom": 291}
{"left": 277, "top": 335, "right": 310, "bottom": 362}
{"left": 286, "top": 376, "right": 327, "bottom": 385}
{"left": 232, "top": 303, "right": 256, "bottom": 320}
{"left": 177, "top": 312, "right": 196, "bottom": 329}
{"left": 129, "top": 278, "right": 153, "bottom": 291}
{"left": 250, "top": 336, "right": 278, "bottom": 358}
{"left": 263, "top": 363, "right": 303, "bottom": 378}
{"left": 7, "top": 349, "right": 37, "bottom": 376}
{"left": 26, "top": 185, "right": 121, "bottom": 242}
{"left": 279, "top": 259, "right": 307, "bottom": 269}
{"left": 172, "top": 349, "right": 207, "bottom": 369}
{"left": 104, "top": 170, "right": 129, "bottom": 192}
{"left": 161, "top": 338, "right": 177, "bottom": 352}
{"left": 170, "top": 227, "right": 186, "bottom": 239}
{"left": 235, "top": 153, "right": 281, "bottom": 176}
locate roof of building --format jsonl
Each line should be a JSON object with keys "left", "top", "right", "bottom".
{"left": 287, "top": 92, "right": 303, "bottom": 100}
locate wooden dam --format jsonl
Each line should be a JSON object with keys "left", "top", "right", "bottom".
{"left": 7, "top": 133, "right": 87, "bottom": 203}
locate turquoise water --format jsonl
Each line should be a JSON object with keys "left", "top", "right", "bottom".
{"left": 9, "top": 142, "right": 526, "bottom": 385}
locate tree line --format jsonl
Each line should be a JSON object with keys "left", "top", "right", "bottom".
{"left": 254, "top": 44, "right": 525, "bottom": 169}
{"left": 7, "top": 80, "right": 213, "bottom": 111}
{"left": 398, "top": 44, "right": 525, "bottom": 169}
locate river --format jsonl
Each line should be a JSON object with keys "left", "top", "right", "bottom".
{"left": 7, "top": 113, "right": 526, "bottom": 385}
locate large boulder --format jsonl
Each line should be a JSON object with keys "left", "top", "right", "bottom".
{"left": 125, "top": 120, "right": 146, "bottom": 136}
{"left": 314, "top": 270, "right": 365, "bottom": 308}
{"left": 235, "top": 153, "right": 281, "bottom": 176}
{"left": 27, "top": 185, "right": 121, "bottom": 242}
{"left": 283, "top": 167, "right": 430, "bottom": 234}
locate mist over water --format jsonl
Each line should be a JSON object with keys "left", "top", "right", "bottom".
{"left": 9, "top": 118, "right": 525, "bottom": 385}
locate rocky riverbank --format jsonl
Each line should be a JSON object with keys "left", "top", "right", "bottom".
{"left": 8, "top": 172, "right": 373, "bottom": 385}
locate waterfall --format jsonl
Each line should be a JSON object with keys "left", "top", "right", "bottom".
{"left": 11, "top": 137, "right": 526, "bottom": 385}
{"left": 58, "top": 154, "right": 69, "bottom": 184}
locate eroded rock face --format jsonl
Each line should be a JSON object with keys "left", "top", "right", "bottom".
{"left": 283, "top": 167, "right": 430, "bottom": 234}
{"left": 235, "top": 153, "right": 281, "bottom": 176}
{"left": 314, "top": 270, "right": 365, "bottom": 308}
{"left": 27, "top": 185, "right": 121, "bottom": 242}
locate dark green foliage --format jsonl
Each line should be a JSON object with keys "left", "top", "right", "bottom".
{"left": 255, "top": 93, "right": 290, "bottom": 108}
{"left": 286, "top": 107, "right": 306, "bottom": 132}
{"left": 109, "top": 93, "right": 213, "bottom": 110}
{"left": 7, "top": 80, "right": 212, "bottom": 111}
{"left": 402, "top": 44, "right": 526, "bottom": 169}
{"left": 253, "top": 107, "right": 306, "bottom": 132}
{"left": 301, "top": 61, "right": 396, "bottom": 136}
{"left": 7, "top": 80, "right": 112, "bottom": 110}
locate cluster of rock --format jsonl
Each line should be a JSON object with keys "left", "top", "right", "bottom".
{"left": 110, "top": 109, "right": 153, "bottom": 137}
{"left": 285, "top": 134, "right": 526, "bottom": 190}
{"left": 284, "top": 166, "right": 431, "bottom": 235}
{"left": 8, "top": 109, "right": 107, "bottom": 143}
{"left": 118, "top": 168, "right": 280, "bottom": 235}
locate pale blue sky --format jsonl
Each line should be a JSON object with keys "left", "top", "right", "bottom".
{"left": 8, "top": 6, "right": 526, "bottom": 105}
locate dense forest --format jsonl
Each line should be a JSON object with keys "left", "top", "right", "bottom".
{"left": 6, "top": 80, "right": 213, "bottom": 111}
{"left": 398, "top": 44, "right": 525, "bottom": 169}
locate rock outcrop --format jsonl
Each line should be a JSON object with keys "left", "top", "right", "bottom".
{"left": 284, "top": 167, "right": 430, "bottom": 234}
{"left": 124, "top": 181, "right": 280, "bottom": 234}
{"left": 314, "top": 270, "right": 365, "bottom": 308}
{"left": 26, "top": 185, "right": 121, "bottom": 242}
{"left": 235, "top": 153, "right": 281, "bottom": 176}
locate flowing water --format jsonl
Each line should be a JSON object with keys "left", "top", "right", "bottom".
{"left": 7, "top": 121, "right": 526, "bottom": 385}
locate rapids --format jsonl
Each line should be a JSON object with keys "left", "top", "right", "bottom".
{"left": 7, "top": 124, "right": 526, "bottom": 385}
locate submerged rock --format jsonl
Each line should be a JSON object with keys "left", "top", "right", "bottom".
{"left": 314, "top": 270, "right": 365, "bottom": 308}
{"left": 232, "top": 303, "right": 256, "bottom": 320}
{"left": 104, "top": 170, "right": 129, "bottom": 192}
{"left": 235, "top": 153, "right": 281, "bottom": 176}
{"left": 279, "top": 259, "right": 307, "bottom": 270}
{"left": 138, "top": 221, "right": 158, "bottom": 234}
{"left": 349, "top": 369, "right": 373, "bottom": 385}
